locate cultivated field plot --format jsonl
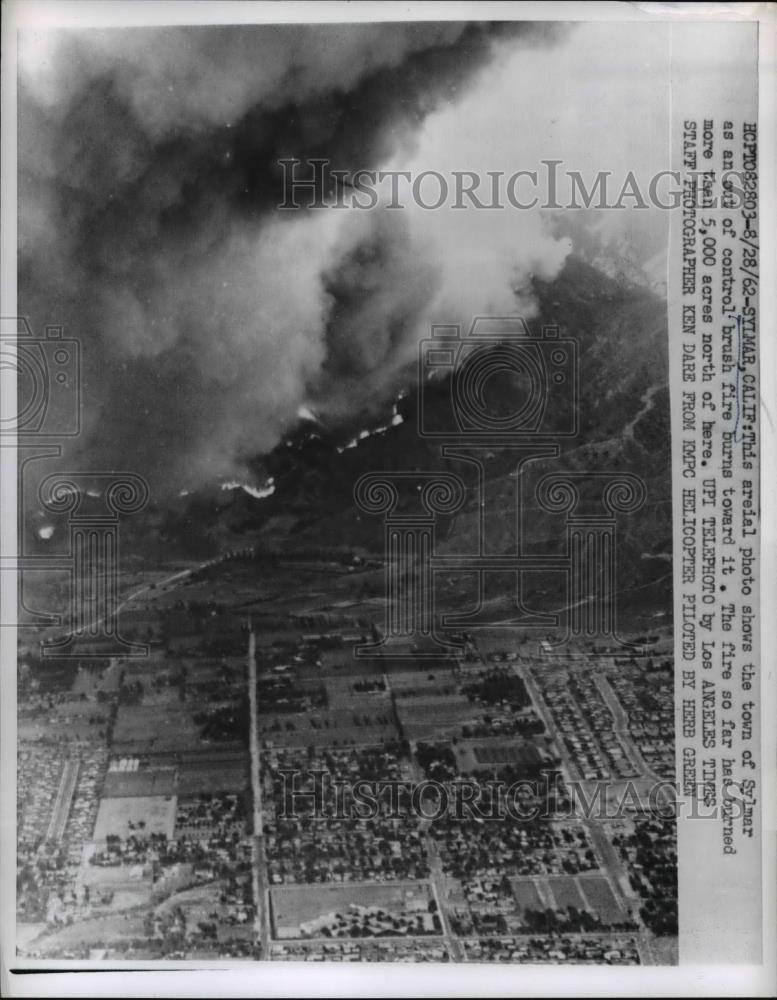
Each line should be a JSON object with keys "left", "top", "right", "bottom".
{"left": 93, "top": 794, "right": 177, "bottom": 842}
{"left": 256, "top": 709, "right": 398, "bottom": 748}
{"left": 389, "top": 673, "right": 460, "bottom": 697}
{"left": 270, "top": 882, "right": 434, "bottom": 939}
{"left": 577, "top": 875, "right": 626, "bottom": 924}
{"left": 167, "top": 635, "right": 205, "bottom": 654}
{"left": 472, "top": 742, "right": 542, "bottom": 767}
{"left": 71, "top": 662, "right": 122, "bottom": 697}
{"left": 454, "top": 739, "right": 543, "bottom": 771}
{"left": 253, "top": 627, "right": 310, "bottom": 649}
{"left": 300, "top": 655, "right": 388, "bottom": 679}
{"left": 112, "top": 704, "right": 201, "bottom": 752}
{"left": 510, "top": 877, "right": 544, "bottom": 913}
{"left": 548, "top": 875, "right": 588, "bottom": 912}
{"left": 29, "top": 713, "right": 106, "bottom": 741}
{"left": 51, "top": 699, "right": 107, "bottom": 719}
{"left": 312, "top": 647, "right": 386, "bottom": 676}
{"left": 187, "top": 660, "right": 245, "bottom": 681}
{"left": 323, "top": 675, "right": 390, "bottom": 702}
{"left": 321, "top": 693, "right": 395, "bottom": 725}
{"left": 177, "top": 752, "right": 249, "bottom": 795}
{"left": 380, "top": 656, "right": 458, "bottom": 677}
{"left": 118, "top": 678, "right": 185, "bottom": 707}
{"left": 102, "top": 769, "right": 177, "bottom": 798}
{"left": 461, "top": 629, "right": 526, "bottom": 660}
{"left": 394, "top": 694, "right": 477, "bottom": 740}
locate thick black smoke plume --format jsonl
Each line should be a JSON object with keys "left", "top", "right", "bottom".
{"left": 19, "top": 21, "right": 568, "bottom": 493}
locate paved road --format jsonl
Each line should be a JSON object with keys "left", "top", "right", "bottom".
{"left": 45, "top": 757, "right": 80, "bottom": 843}
{"left": 404, "top": 738, "right": 461, "bottom": 961}
{"left": 247, "top": 627, "right": 270, "bottom": 956}
{"left": 425, "top": 838, "right": 462, "bottom": 962}
{"left": 592, "top": 671, "right": 664, "bottom": 784}
{"left": 517, "top": 661, "right": 580, "bottom": 783}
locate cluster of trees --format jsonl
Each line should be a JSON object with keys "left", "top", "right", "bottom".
{"left": 115, "top": 666, "right": 187, "bottom": 706}
{"left": 16, "top": 863, "right": 49, "bottom": 921}
{"left": 317, "top": 908, "right": 441, "bottom": 938}
{"left": 519, "top": 904, "right": 635, "bottom": 934}
{"left": 118, "top": 679, "right": 145, "bottom": 706}
{"left": 614, "top": 818, "right": 677, "bottom": 936}
{"left": 256, "top": 675, "right": 326, "bottom": 713}
{"left": 194, "top": 702, "right": 250, "bottom": 743}
{"left": 352, "top": 678, "right": 385, "bottom": 693}
{"left": 461, "top": 715, "right": 544, "bottom": 740}
{"left": 415, "top": 742, "right": 458, "bottom": 782}
{"left": 19, "top": 655, "right": 99, "bottom": 694}
{"left": 462, "top": 669, "right": 532, "bottom": 710}
{"left": 639, "top": 895, "right": 677, "bottom": 935}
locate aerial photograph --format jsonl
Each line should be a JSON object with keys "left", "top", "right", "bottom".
{"left": 15, "top": 18, "right": 678, "bottom": 965}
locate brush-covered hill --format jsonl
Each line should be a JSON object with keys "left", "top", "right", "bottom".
{"left": 132, "top": 254, "right": 673, "bottom": 617}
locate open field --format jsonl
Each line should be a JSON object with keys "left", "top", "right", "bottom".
{"left": 18, "top": 717, "right": 105, "bottom": 741}
{"left": 25, "top": 912, "right": 149, "bottom": 953}
{"left": 548, "top": 875, "right": 588, "bottom": 912}
{"left": 112, "top": 704, "right": 200, "bottom": 751}
{"left": 394, "top": 694, "right": 477, "bottom": 740}
{"left": 510, "top": 878, "right": 544, "bottom": 913}
{"left": 507, "top": 874, "right": 627, "bottom": 926}
{"left": 390, "top": 673, "right": 460, "bottom": 697}
{"left": 270, "top": 881, "right": 433, "bottom": 938}
{"left": 79, "top": 865, "right": 154, "bottom": 913}
{"left": 578, "top": 875, "right": 626, "bottom": 924}
{"left": 93, "top": 794, "right": 177, "bottom": 842}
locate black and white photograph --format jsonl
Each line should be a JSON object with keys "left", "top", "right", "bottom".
{"left": 1, "top": 2, "right": 774, "bottom": 996}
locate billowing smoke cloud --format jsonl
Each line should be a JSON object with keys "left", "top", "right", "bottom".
{"left": 18, "top": 20, "right": 575, "bottom": 493}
